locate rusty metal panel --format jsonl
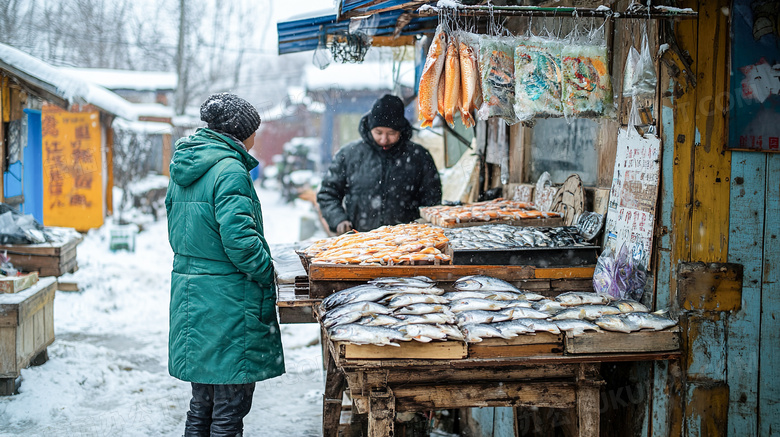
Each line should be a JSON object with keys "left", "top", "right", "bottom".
{"left": 677, "top": 262, "right": 743, "bottom": 312}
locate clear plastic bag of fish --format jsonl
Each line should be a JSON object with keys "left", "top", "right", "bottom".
{"left": 623, "top": 31, "right": 657, "bottom": 97}
{"left": 514, "top": 36, "right": 563, "bottom": 121}
{"left": 593, "top": 245, "right": 647, "bottom": 300}
{"left": 561, "top": 43, "right": 614, "bottom": 118}
{"left": 477, "top": 35, "right": 518, "bottom": 123}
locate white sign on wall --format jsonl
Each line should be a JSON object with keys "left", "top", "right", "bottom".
{"left": 603, "top": 128, "right": 661, "bottom": 268}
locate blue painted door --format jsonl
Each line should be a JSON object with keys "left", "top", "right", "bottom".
{"left": 22, "top": 109, "right": 43, "bottom": 223}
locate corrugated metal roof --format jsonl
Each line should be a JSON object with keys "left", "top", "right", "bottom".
{"left": 277, "top": 2, "right": 436, "bottom": 55}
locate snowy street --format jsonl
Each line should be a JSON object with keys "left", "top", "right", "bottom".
{"left": 0, "top": 187, "right": 325, "bottom": 436}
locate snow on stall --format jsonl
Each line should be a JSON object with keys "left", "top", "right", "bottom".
{"left": 0, "top": 187, "right": 324, "bottom": 436}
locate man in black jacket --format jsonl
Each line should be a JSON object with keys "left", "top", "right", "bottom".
{"left": 317, "top": 94, "right": 442, "bottom": 233}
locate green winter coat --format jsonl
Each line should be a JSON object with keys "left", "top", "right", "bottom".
{"left": 165, "top": 128, "right": 285, "bottom": 384}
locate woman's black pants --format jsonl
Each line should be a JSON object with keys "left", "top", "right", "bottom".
{"left": 184, "top": 382, "right": 256, "bottom": 437}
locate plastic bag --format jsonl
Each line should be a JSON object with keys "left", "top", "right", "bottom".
{"left": 0, "top": 204, "right": 46, "bottom": 245}
{"left": 576, "top": 211, "right": 604, "bottom": 241}
{"left": 477, "top": 35, "right": 517, "bottom": 123}
{"left": 514, "top": 36, "right": 563, "bottom": 120}
{"left": 593, "top": 244, "right": 647, "bottom": 300}
{"left": 623, "top": 31, "right": 656, "bottom": 97}
{"left": 561, "top": 43, "right": 614, "bottom": 118}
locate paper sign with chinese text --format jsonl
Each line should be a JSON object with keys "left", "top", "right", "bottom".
{"left": 42, "top": 106, "right": 103, "bottom": 230}
{"left": 603, "top": 128, "right": 661, "bottom": 268}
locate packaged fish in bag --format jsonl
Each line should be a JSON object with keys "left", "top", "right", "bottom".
{"left": 561, "top": 44, "right": 614, "bottom": 118}
{"left": 514, "top": 37, "right": 563, "bottom": 120}
{"left": 478, "top": 35, "right": 517, "bottom": 123}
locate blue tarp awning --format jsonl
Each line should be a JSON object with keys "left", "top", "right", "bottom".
{"left": 338, "top": 0, "right": 419, "bottom": 18}
{"left": 277, "top": 2, "right": 437, "bottom": 55}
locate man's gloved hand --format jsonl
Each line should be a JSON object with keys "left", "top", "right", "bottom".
{"left": 336, "top": 220, "right": 354, "bottom": 234}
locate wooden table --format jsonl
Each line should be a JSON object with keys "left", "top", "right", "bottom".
{"left": 321, "top": 334, "right": 680, "bottom": 437}
{"left": 0, "top": 276, "right": 57, "bottom": 395}
{"left": 0, "top": 229, "right": 83, "bottom": 277}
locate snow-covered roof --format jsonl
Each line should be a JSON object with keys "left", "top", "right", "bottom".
{"left": 112, "top": 118, "right": 173, "bottom": 135}
{"left": 131, "top": 102, "right": 175, "bottom": 119}
{"left": 304, "top": 61, "right": 415, "bottom": 91}
{"left": 60, "top": 67, "right": 177, "bottom": 91}
{"left": 0, "top": 43, "right": 139, "bottom": 120}
{"left": 260, "top": 87, "right": 326, "bottom": 122}
{"left": 280, "top": 7, "right": 337, "bottom": 23}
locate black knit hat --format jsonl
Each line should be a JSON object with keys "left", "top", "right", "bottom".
{"left": 367, "top": 94, "right": 407, "bottom": 131}
{"left": 200, "top": 93, "right": 261, "bottom": 142}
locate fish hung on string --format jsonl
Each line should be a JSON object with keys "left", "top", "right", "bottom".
{"left": 455, "top": 31, "right": 482, "bottom": 128}
{"left": 514, "top": 37, "right": 564, "bottom": 121}
{"left": 561, "top": 43, "right": 613, "bottom": 118}
{"left": 418, "top": 25, "right": 448, "bottom": 128}
{"left": 477, "top": 35, "right": 518, "bottom": 123}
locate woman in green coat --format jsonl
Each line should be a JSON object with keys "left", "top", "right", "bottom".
{"left": 166, "top": 93, "right": 285, "bottom": 436}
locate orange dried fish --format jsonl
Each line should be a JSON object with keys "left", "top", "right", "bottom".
{"left": 444, "top": 37, "right": 461, "bottom": 127}
{"left": 418, "top": 28, "right": 447, "bottom": 128}
{"left": 459, "top": 40, "right": 479, "bottom": 128}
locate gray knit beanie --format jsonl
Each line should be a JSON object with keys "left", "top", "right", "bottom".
{"left": 200, "top": 93, "right": 261, "bottom": 142}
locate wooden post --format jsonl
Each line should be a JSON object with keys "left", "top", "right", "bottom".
{"left": 576, "top": 364, "right": 600, "bottom": 437}
{"left": 368, "top": 388, "right": 395, "bottom": 437}
{"left": 322, "top": 344, "right": 345, "bottom": 437}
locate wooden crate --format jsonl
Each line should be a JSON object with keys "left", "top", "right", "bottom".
{"left": 336, "top": 340, "right": 468, "bottom": 360}
{"left": 468, "top": 332, "right": 564, "bottom": 359}
{"left": 563, "top": 327, "right": 681, "bottom": 354}
{"left": 0, "top": 277, "right": 57, "bottom": 394}
{"left": 0, "top": 272, "right": 38, "bottom": 294}
{"left": 307, "top": 264, "right": 595, "bottom": 298}
{"left": 0, "top": 231, "right": 82, "bottom": 277}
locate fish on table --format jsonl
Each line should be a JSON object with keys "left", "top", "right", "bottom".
{"left": 611, "top": 299, "right": 650, "bottom": 313}
{"left": 456, "top": 310, "right": 513, "bottom": 326}
{"left": 385, "top": 293, "right": 450, "bottom": 309}
{"left": 328, "top": 324, "right": 410, "bottom": 347}
{"left": 556, "top": 291, "right": 613, "bottom": 306}
{"left": 393, "top": 313, "right": 457, "bottom": 326}
{"left": 461, "top": 323, "right": 511, "bottom": 343}
{"left": 398, "top": 324, "right": 450, "bottom": 342}
{"left": 394, "top": 303, "right": 452, "bottom": 316}
{"left": 322, "top": 301, "right": 392, "bottom": 328}
{"left": 353, "top": 314, "right": 403, "bottom": 327}
{"left": 550, "top": 305, "right": 621, "bottom": 321}
{"left": 449, "top": 298, "right": 510, "bottom": 312}
{"left": 454, "top": 275, "right": 522, "bottom": 293}
{"left": 554, "top": 319, "right": 601, "bottom": 336}
{"left": 369, "top": 276, "right": 436, "bottom": 288}
{"left": 320, "top": 285, "right": 396, "bottom": 312}
{"left": 492, "top": 319, "right": 534, "bottom": 337}
{"left": 501, "top": 307, "right": 550, "bottom": 320}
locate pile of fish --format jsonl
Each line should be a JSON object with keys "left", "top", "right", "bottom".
{"left": 420, "top": 198, "right": 560, "bottom": 226}
{"left": 304, "top": 224, "right": 450, "bottom": 265}
{"left": 445, "top": 225, "right": 594, "bottom": 250}
{"left": 322, "top": 275, "right": 677, "bottom": 347}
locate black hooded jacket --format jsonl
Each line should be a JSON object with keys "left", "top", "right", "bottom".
{"left": 317, "top": 114, "right": 442, "bottom": 232}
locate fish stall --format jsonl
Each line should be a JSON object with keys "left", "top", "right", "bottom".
{"left": 272, "top": 0, "right": 780, "bottom": 436}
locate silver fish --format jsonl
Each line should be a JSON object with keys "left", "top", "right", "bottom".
{"left": 554, "top": 319, "right": 601, "bottom": 336}
{"left": 501, "top": 307, "right": 550, "bottom": 320}
{"left": 556, "top": 291, "right": 612, "bottom": 306}
{"left": 320, "top": 284, "right": 393, "bottom": 311}
{"left": 612, "top": 300, "right": 650, "bottom": 313}
{"left": 395, "top": 304, "right": 452, "bottom": 315}
{"left": 533, "top": 299, "right": 566, "bottom": 313}
{"left": 551, "top": 305, "right": 621, "bottom": 321}
{"left": 383, "top": 286, "right": 446, "bottom": 296}
{"left": 328, "top": 324, "right": 409, "bottom": 346}
{"left": 437, "top": 324, "right": 465, "bottom": 341}
{"left": 492, "top": 320, "right": 534, "bottom": 337}
{"left": 626, "top": 313, "right": 677, "bottom": 331}
{"left": 398, "top": 324, "right": 449, "bottom": 342}
{"left": 456, "top": 310, "right": 512, "bottom": 326}
{"left": 594, "top": 314, "right": 641, "bottom": 333}
{"left": 453, "top": 275, "right": 521, "bottom": 293}
{"left": 513, "top": 318, "right": 561, "bottom": 334}
{"left": 449, "top": 298, "right": 508, "bottom": 313}
{"left": 386, "top": 293, "right": 449, "bottom": 308}
{"left": 354, "top": 314, "right": 403, "bottom": 327}
{"left": 460, "top": 324, "right": 511, "bottom": 343}
{"left": 369, "top": 276, "right": 436, "bottom": 288}
{"left": 393, "top": 313, "right": 457, "bottom": 325}
{"left": 324, "top": 301, "right": 391, "bottom": 325}
{"left": 521, "top": 292, "right": 546, "bottom": 301}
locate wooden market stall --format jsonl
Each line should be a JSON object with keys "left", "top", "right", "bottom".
{"left": 276, "top": 0, "right": 780, "bottom": 436}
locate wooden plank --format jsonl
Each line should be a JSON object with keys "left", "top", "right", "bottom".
{"left": 0, "top": 233, "right": 81, "bottom": 256}
{"left": 0, "top": 273, "right": 38, "bottom": 294}
{"left": 683, "top": 314, "right": 726, "bottom": 382}
{"left": 677, "top": 262, "right": 743, "bottom": 311}
{"left": 550, "top": 278, "right": 594, "bottom": 291}
{"left": 468, "top": 343, "right": 563, "bottom": 359}
{"left": 0, "top": 327, "right": 16, "bottom": 377}
{"left": 685, "top": 382, "right": 728, "bottom": 437}
{"left": 382, "top": 364, "right": 578, "bottom": 385}
{"left": 276, "top": 289, "right": 320, "bottom": 307}
{"left": 323, "top": 348, "right": 345, "bottom": 437}
{"left": 725, "top": 151, "right": 764, "bottom": 437}
{"left": 493, "top": 407, "right": 515, "bottom": 437}
{"left": 338, "top": 341, "right": 467, "bottom": 360}
{"left": 393, "top": 381, "right": 576, "bottom": 411}
{"left": 759, "top": 153, "right": 780, "bottom": 436}
{"left": 43, "top": 302, "right": 54, "bottom": 344}
{"left": 534, "top": 267, "right": 595, "bottom": 280}
{"left": 0, "top": 307, "right": 17, "bottom": 328}
{"left": 463, "top": 407, "right": 494, "bottom": 437}
{"left": 56, "top": 281, "right": 79, "bottom": 292}
{"left": 278, "top": 306, "right": 316, "bottom": 324}
{"left": 18, "top": 315, "right": 32, "bottom": 370}
{"left": 691, "top": 0, "right": 731, "bottom": 263}
{"left": 32, "top": 309, "right": 44, "bottom": 352}
{"left": 576, "top": 378, "right": 600, "bottom": 437}
{"left": 564, "top": 328, "right": 680, "bottom": 354}
{"left": 309, "top": 264, "right": 537, "bottom": 282}
{"left": 472, "top": 332, "right": 562, "bottom": 346}
{"left": 368, "top": 389, "right": 395, "bottom": 437}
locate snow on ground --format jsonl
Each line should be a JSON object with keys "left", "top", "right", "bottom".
{"left": 0, "top": 187, "right": 325, "bottom": 436}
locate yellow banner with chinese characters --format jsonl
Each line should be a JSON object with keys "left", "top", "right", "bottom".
{"left": 42, "top": 105, "right": 103, "bottom": 231}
